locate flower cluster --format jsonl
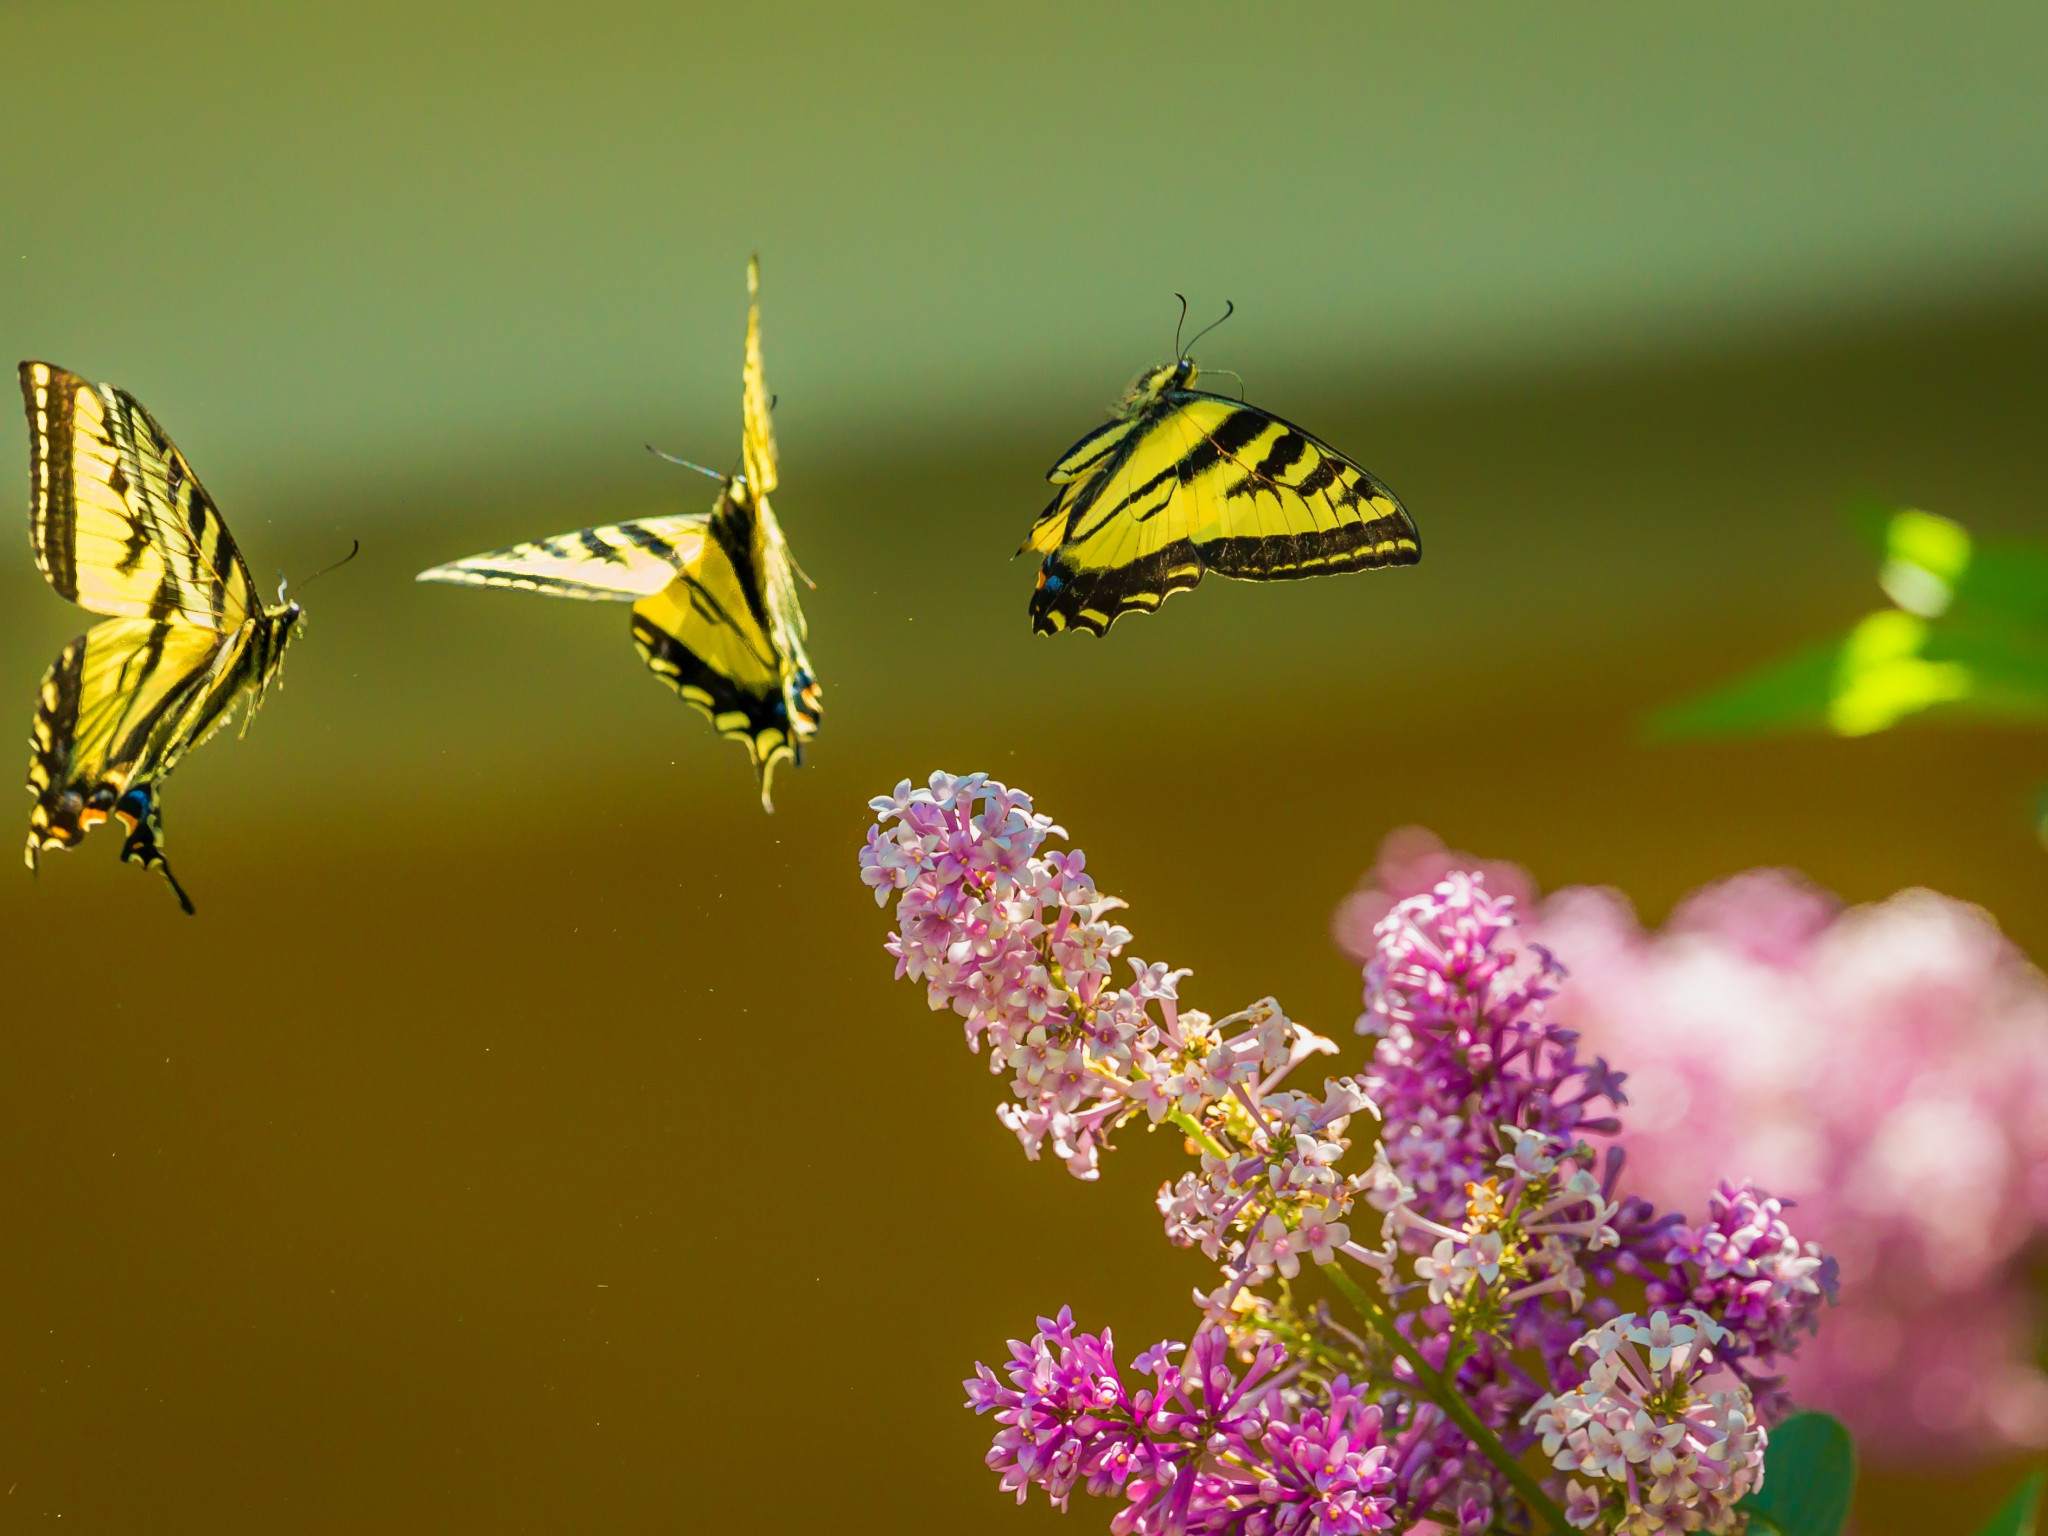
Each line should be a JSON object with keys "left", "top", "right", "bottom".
{"left": 865, "top": 777, "right": 1835, "bottom": 1534}
{"left": 1647, "top": 1183, "right": 1832, "bottom": 1420}
{"left": 966, "top": 1308, "right": 1398, "bottom": 1535}
{"left": 1527, "top": 1311, "right": 1765, "bottom": 1533}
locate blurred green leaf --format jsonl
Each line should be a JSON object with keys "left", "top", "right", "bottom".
{"left": 1827, "top": 610, "right": 1972, "bottom": 734}
{"left": 1650, "top": 507, "right": 2048, "bottom": 742}
{"left": 1878, "top": 508, "right": 1970, "bottom": 617}
{"left": 1975, "top": 1470, "right": 2043, "bottom": 1536}
{"left": 1739, "top": 1412, "right": 1855, "bottom": 1536}
{"left": 1647, "top": 641, "right": 1839, "bottom": 739}
{"left": 1959, "top": 544, "right": 2048, "bottom": 627}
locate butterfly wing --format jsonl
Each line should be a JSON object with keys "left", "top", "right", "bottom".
{"left": 24, "top": 616, "right": 247, "bottom": 913}
{"left": 20, "top": 362, "right": 256, "bottom": 630}
{"left": 415, "top": 515, "right": 709, "bottom": 600}
{"left": 741, "top": 255, "right": 777, "bottom": 498}
{"left": 1026, "top": 391, "right": 1419, "bottom": 636}
{"left": 629, "top": 491, "right": 814, "bottom": 809}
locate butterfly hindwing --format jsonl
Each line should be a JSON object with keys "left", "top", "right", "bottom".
{"left": 415, "top": 515, "right": 708, "bottom": 600}
{"left": 629, "top": 486, "right": 820, "bottom": 809}
{"left": 23, "top": 616, "right": 245, "bottom": 913}
{"left": 1026, "top": 385, "right": 1419, "bottom": 636}
{"left": 20, "top": 362, "right": 256, "bottom": 630}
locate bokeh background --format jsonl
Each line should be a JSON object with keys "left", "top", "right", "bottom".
{"left": 2, "top": 3, "right": 2045, "bottom": 1529}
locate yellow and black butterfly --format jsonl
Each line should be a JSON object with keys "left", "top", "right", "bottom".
{"left": 18, "top": 361, "right": 312, "bottom": 913}
{"left": 1020, "top": 302, "right": 1420, "bottom": 636}
{"left": 417, "top": 256, "right": 820, "bottom": 809}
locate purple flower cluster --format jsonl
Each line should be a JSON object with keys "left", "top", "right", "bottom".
{"left": 866, "top": 778, "right": 1837, "bottom": 1534}
{"left": 1359, "top": 872, "right": 1624, "bottom": 1228}
{"left": 1646, "top": 1182, "right": 1834, "bottom": 1420}
{"left": 966, "top": 1309, "right": 1398, "bottom": 1535}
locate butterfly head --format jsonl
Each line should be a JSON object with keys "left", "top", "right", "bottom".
{"left": 1130, "top": 357, "right": 1199, "bottom": 407}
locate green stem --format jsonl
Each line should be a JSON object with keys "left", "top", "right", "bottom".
{"left": 1320, "top": 1263, "right": 1569, "bottom": 1535}
{"left": 1165, "top": 1106, "right": 1229, "bottom": 1160}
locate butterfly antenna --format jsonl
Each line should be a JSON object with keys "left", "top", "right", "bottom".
{"left": 285, "top": 539, "right": 361, "bottom": 602}
{"left": 646, "top": 444, "right": 726, "bottom": 481}
{"left": 1182, "top": 300, "right": 1235, "bottom": 358}
{"left": 1173, "top": 293, "right": 1190, "bottom": 357}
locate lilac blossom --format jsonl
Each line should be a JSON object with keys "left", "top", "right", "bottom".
{"left": 867, "top": 779, "right": 1835, "bottom": 1533}
{"left": 965, "top": 1309, "right": 1397, "bottom": 1535}
{"left": 1525, "top": 1310, "right": 1765, "bottom": 1533}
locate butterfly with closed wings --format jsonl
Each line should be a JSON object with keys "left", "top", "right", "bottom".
{"left": 417, "top": 256, "right": 820, "bottom": 809}
{"left": 18, "top": 361, "right": 321, "bottom": 913}
{"left": 1021, "top": 301, "right": 1420, "bottom": 636}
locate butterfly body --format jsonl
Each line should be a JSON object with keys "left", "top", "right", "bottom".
{"left": 1023, "top": 355, "right": 1420, "bottom": 636}
{"left": 19, "top": 361, "right": 303, "bottom": 913}
{"left": 416, "top": 256, "right": 819, "bottom": 809}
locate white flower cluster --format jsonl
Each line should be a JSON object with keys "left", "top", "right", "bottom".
{"left": 1526, "top": 1310, "right": 1765, "bottom": 1534}
{"left": 1361, "top": 1125, "right": 1622, "bottom": 1318}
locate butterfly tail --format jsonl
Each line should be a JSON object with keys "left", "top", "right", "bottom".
{"left": 115, "top": 786, "right": 195, "bottom": 915}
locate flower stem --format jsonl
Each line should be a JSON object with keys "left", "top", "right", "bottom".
{"left": 1320, "top": 1262, "right": 1570, "bottom": 1535}
{"left": 1166, "top": 1107, "right": 1230, "bottom": 1160}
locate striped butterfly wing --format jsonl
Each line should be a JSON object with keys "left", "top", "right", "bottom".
{"left": 1026, "top": 390, "right": 1419, "bottom": 636}
{"left": 741, "top": 254, "right": 777, "bottom": 498}
{"left": 629, "top": 490, "right": 815, "bottom": 809}
{"left": 415, "top": 515, "right": 708, "bottom": 600}
{"left": 25, "top": 616, "right": 247, "bottom": 913}
{"left": 20, "top": 362, "right": 257, "bottom": 630}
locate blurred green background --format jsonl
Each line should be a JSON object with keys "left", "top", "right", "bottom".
{"left": 2, "top": 2, "right": 2046, "bottom": 1530}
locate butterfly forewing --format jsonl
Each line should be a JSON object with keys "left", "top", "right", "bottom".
{"left": 415, "top": 515, "right": 708, "bottom": 600}
{"left": 21, "top": 363, "right": 256, "bottom": 630}
{"left": 741, "top": 255, "right": 778, "bottom": 498}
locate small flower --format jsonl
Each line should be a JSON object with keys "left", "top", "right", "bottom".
{"left": 1249, "top": 1212, "right": 1308, "bottom": 1280}
{"left": 1296, "top": 1203, "right": 1352, "bottom": 1266}
{"left": 1563, "top": 1478, "right": 1602, "bottom": 1529}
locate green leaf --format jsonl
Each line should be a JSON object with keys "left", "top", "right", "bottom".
{"left": 1645, "top": 641, "right": 1840, "bottom": 739}
{"left": 1974, "top": 1470, "right": 2043, "bottom": 1536}
{"left": 1740, "top": 1412, "right": 1855, "bottom": 1536}
{"left": 1878, "top": 508, "right": 1971, "bottom": 617}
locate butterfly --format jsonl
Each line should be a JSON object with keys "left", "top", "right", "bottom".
{"left": 1019, "top": 302, "right": 1420, "bottom": 636}
{"left": 18, "top": 361, "right": 310, "bottom": 913}
{"left": 417, "top": 256, "right": 820, "bottom": 809}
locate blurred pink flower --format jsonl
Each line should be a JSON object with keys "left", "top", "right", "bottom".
{"left": 1331, "top": 828, "right": 1538, "bottom": 963}
{"left": 1340, "top": 828, "right": 2048, "bottom": 1461}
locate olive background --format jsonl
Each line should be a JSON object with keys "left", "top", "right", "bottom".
{"left": 1, "top": 4, "right": 2046, "bottom": 1530}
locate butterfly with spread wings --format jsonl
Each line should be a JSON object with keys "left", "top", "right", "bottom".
{"left": 1020, "top": 303, "right": 1420, "bottom": 636}
{"left": 18, "top": 361, "right": 309, "bottom": 913}
{"left": 417, "top": 256, "right": 820, "bottom": 809}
